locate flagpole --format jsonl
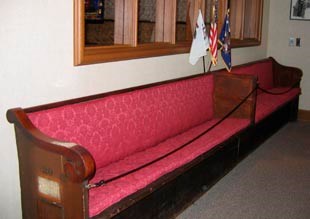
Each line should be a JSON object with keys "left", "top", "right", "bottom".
{"left": 203, "top": 56, "right": 206, "bottom": 73}
{"left": 207, "top": 60, "right": 212, "bottom": 72}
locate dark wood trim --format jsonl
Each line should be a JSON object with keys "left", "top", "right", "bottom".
{"left": 298, "top": 109, "right": 310, "bottom": 121}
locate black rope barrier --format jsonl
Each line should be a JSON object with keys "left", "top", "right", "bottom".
{"left": 257, "top": 80, "right": 300, "bottom": 95}
{"left": 86, "top": 85, "right": 258, "bottom": 189}
{"left": 86, "top": 80, "right": 301, "bottom": 189}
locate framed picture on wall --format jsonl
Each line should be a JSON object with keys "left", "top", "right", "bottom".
{"left": 85, "top": 0, "right": 105, "bottom": 23}
{"left": 290, "top": 0, "right": 310, "bottom": 20}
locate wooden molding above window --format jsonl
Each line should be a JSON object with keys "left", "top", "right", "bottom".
{"left": 74, "top": 0, "right": 263, "bottom": 66}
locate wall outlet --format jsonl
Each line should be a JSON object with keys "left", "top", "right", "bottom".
{"left": 296, "top": 38, "right": 301, "bottom": 47}
{"left": 289, "top": 37, "right": 295, "bottom": 46}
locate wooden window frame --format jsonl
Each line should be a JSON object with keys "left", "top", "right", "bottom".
{"left": 74, "top": 0, "right": 193, "bottom": 65}
{"left": 74, "top": 0, "right": 263, "bottom": 66}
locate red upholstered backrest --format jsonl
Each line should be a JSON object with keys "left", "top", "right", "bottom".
{"left": 231, "top": 59, "right": 274, "bottom": 90}
{"left": 28, "top": 75, "right": 214, "bottom": 168}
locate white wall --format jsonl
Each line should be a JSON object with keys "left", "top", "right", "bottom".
{"left": 0, "top": 1, "right": 269, "bottom": 218}
{"left": 267, "top": 0, "right": 310, "bottom": 110}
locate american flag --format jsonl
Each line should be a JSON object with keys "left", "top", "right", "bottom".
{"left": 209, "top": 3, "right": 218, "bottom": 66}
{"left": 209, "top": 22, "right": 218, "bottom": 66}
{"left": 219, "top": 11, "right": 232, "bottom": 72}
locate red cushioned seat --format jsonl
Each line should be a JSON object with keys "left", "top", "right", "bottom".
{"left": 88, "top": 118, "right": 250, "bottom": 217}
{"left": 255, "top": 87, "right": 301, "bottom": 122}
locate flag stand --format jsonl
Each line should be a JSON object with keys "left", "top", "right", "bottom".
{"left": 203, "top": 56, "right": 206, "bottom": 73}
{"left": 203, "top": 55, "right": 213, "bottom": 73}
{"left": 207, "top": 60, "right": 212, "bottom": 73}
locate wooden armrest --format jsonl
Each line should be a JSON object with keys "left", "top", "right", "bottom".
{"left": 7, "top": 108, "right": 95, "bottom": 219}
{"left": 7, "top": 108, "right": 96, "bottom": 182}
{"left": 213, "top": 73, "right": 257, "bottom": 122}
{"left": 271, "top": 57, "right": 303, "bottom": 87}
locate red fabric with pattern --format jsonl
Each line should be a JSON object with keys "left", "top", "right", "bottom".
{"left": 232, "top": 60, "right": 274, "bottom": 91}
{"left": 88, "top": 118, "right": 250, "bottom": 217}
{"left": 28, "top": 75, "right": 214, "bottom": 169}
{"left": 255, "top": 87, "right": 301, "bottom": 122}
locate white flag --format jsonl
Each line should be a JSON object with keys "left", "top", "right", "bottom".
{"left": 189, "top": 10, "right": 209, "bottom": 65}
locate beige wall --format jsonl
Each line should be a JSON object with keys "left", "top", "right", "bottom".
{"left": 0, "top": 1, "right": 269, "bottom": 218}
{"left": 267, "top": 0, "right": 310, "bottom": 110}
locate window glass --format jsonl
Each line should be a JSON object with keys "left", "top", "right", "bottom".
{"left": 138, "top": 0, "right": 157, "bottom": 44}
{"left": 244, "top": 0, "right": 261, "bottom": 39}
{"left": 85, "top": 0, "right": 115, "bottom": 46}
{"left": 204, "top": 0, "right": 213, "bottom": 33}
{"left": 176, "top": 0, "right": 190, "bottom": 42}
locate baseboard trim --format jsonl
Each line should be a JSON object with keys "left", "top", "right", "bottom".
{"left": 298, "top": 110, "right": 310, "bottom": 122}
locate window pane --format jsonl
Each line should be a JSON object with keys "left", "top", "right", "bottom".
{"left": 204, "top": 0, "right": 213, "bottom": 33}
{"left": 244, "top": 0, "right": 260, "bottom": 39}
{"left": 176, "top": 0, "right": 190, "bottom": 42}
{"left": 230, "top": 0, "right": 245, "bottom": 39}
{"left": 138, "top": 0, "right": 156, "bottom": 44}
{"left": 85, "top": 0, "right": 115, "bottom": 46}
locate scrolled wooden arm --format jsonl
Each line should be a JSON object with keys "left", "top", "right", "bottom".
{"left": 270, "top": 57, "right": 303, "bottom": 87}
{"left": 7, "top": 107, "right": 96, "bottom": 218}
{"left": 7, "top": 108, "right": 96, "bottom": 182}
